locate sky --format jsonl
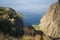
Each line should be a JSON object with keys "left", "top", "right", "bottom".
{"left": 0, "top": 0, "right": 57, "bottom": 12}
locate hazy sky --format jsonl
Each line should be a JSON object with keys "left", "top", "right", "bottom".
{"left": 0, "top": 0, "right": 57, "bottom": 12}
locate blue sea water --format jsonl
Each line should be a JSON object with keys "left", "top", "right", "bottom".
{"left": 22, "top": 11, "right": 46, "bottom": 26}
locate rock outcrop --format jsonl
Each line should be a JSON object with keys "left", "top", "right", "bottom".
{"left": 0, "top": 7, "right": 24, "bottom": 37}
{"left": 39, "top": 2, "right": 60, "bottom": 39}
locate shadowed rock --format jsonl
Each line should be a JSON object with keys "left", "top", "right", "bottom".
{"left": 0, "top": 7, "right": 24, "bottom": 37}
{"left": 58, "top": 0, "right": 60, "bottom": 3}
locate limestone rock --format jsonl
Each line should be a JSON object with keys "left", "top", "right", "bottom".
{"left": 39, "top": 3, "right": 60, "bottom": 38}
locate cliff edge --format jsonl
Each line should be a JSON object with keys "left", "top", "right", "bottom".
{"left": 39, "top": 2, "right": 60, "bottom": 38}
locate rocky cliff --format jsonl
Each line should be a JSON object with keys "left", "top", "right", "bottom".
{"left": 39, "top": 2, "right": 60, "bottom": 39}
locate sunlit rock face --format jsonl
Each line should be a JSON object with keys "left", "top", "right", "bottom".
{"left": 0, "top": 7, "right": 24, "bottom": 37}
{"left": 39, "top": 2, "right": 60, "bottom": 38}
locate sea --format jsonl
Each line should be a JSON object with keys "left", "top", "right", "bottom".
{"left": 22, "top": 10, "right": 46, "bottom": 26}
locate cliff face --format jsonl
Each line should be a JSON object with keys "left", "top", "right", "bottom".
{"left": 39, "top": 3, "right": 60, "bottom": 38}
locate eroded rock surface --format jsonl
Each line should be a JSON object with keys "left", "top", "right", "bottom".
{"left": 39, "top": 2, "right": 60, "bottom": 38}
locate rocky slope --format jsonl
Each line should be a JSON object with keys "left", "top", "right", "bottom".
{"left": 39, "top": 2, "right": 60, "bottom": 39}
{"left": 0, "top": 25, "right": 51, "bottom": 40}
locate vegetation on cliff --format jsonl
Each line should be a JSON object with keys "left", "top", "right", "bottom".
{"left": 0, "top": 7, "right": 24, "bottom": 37}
